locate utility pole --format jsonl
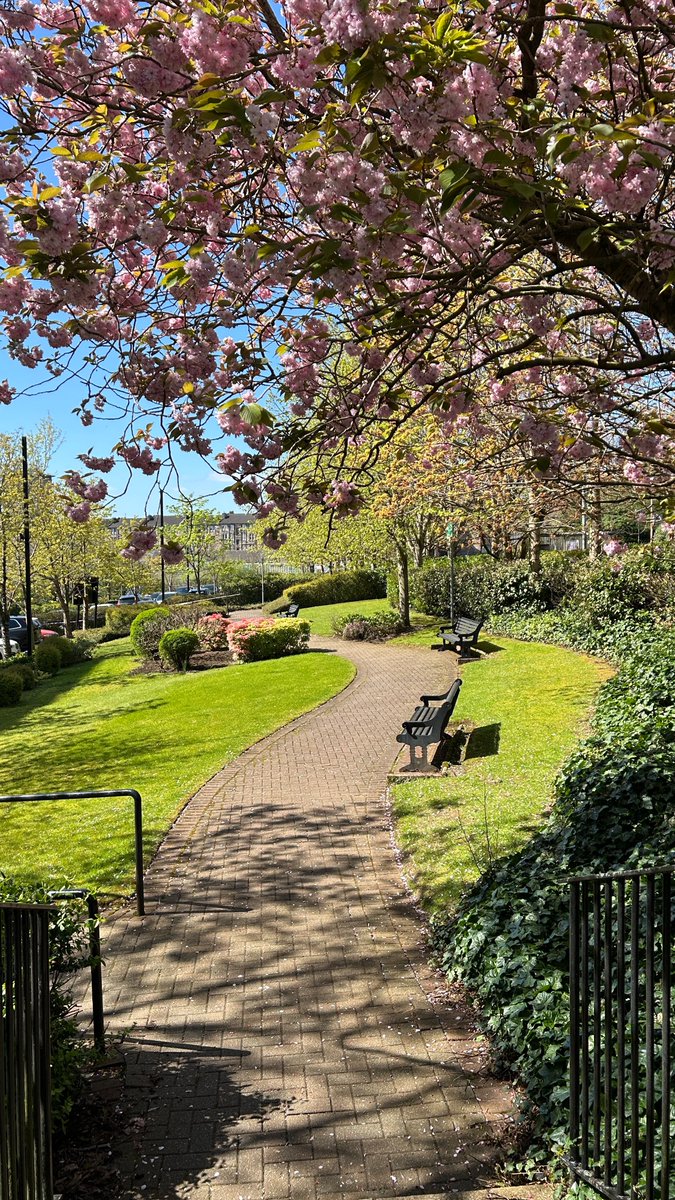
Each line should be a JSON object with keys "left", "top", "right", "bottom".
{"left": 21, "top": 436, "right": 33, "bottom": 656}
{"left": 159, "top": 487, "right": 166, "bottom": 602}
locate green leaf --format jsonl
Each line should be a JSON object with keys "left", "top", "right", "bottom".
{"left": 548, "top": 133, "right": 577, "bottom": 160}
{"left": 293, "top": 128, "right": 322, "bottom": 152}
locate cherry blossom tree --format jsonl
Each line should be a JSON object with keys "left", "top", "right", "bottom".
{"left": 0, "top": 0, "right": 673, "bottom": 548}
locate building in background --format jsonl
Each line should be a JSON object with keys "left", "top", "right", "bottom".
{"left": 108, "top": 511, "right": 259, "bottom": 561}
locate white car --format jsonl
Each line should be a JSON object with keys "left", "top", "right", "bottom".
{"left": 0, "top": 637, "right": 20, "bottom": 659}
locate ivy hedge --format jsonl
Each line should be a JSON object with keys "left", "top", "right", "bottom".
{"left": 433, "top": 610, "right": 675, "bottom": 1173}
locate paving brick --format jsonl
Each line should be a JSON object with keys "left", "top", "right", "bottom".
{"left": 97, "top": 637, "right": 515, "bottom": 1199}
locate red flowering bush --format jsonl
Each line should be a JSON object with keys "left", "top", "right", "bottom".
{"left": 196, "top": 613, "right": 230, "bottom": 651}
{"left": 227, "top": 618, "right": 310, "bottom": 663}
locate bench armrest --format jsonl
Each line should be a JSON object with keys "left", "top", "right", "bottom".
{"left": 438, "top": 625, "right": 454, "bottom": 633}
{"left": 402, "top": 719, "right": 431, "bottom": 733}
{"left": 421, "top": 691, "right": 449, "bottom": 704}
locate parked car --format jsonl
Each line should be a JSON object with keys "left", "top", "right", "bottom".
{"left": 116, "top": 594, "right": 154, "bottom": 606}
{"left": 0, "top": 637, "right": 20, "bottom": 659}
{"left": 8, "top": 616, "right": 58, "bottom": 652}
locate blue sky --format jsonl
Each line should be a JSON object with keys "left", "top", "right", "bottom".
{"left": 0, "top": 361, "right": 240, "bottom": 517}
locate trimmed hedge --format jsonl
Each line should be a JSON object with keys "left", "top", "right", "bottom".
{"left": 434, "top": 610, "right": 675, "bottom": 1173}
{"left": 0, "top": 656, "right": 36, "bottom": 690}
{"left": 265, "top": 569, "right": 385, "bottom": 614}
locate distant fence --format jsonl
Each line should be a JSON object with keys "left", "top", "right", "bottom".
{"left": 0, "top": 902, "right": 53, "bottom": 1200}
{"left": 567, "top": 866, "right": 673, "bottom": 1200}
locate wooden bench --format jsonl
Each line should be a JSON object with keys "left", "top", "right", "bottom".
{"left": 396, "top": 679, "right": 462, "bottom": 770}
{"left": 280, "top": 602, "right": 300, "bottom": 618}
{"left": 436, "top": 616, "right": 484, "bottom": 655}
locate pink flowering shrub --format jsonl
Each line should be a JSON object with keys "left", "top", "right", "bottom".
{"left": 227, "top": 617, "right": 310, "bottom": 663}
{"left": 196, "top": 613, "right": 230, "bottom": 651}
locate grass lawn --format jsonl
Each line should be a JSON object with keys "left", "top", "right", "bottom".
{"left": 392, "top": 636, "right": 612, "bottom": 916}
{"left": 0, "top": 639, "right": 354, "bottom": 895}
{"left": 299, "top": 598, "right": 435, "bottom": 636}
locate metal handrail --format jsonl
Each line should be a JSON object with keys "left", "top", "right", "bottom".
{"left": 0, "top": 790, "right": 145, "bottom": 915}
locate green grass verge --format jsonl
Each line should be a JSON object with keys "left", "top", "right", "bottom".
{"left": 391, "top": 636, "right": 611, "bottom": 916}
{"left": 299, "top": 598, "right": 436, "bottom": 636}
{"left": 0, "top": 640, "right": 354, "bottom": 894}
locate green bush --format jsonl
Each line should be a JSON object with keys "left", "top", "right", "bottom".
{"left": 435, "top": 614, "right": 675, "bottom": 1170}
{"left": 104, "top": 602, "right": 152, "bottom": 637}
{"left": 265, "top": 569, "right": 385, "bottom": 614}
{"left": 159, "top": 627, "right": 200, "bottom": 671}
{"left": 47, "top": 635, "right": 94, "bottom": 666}
{"left": 333, "top": 610, "right": 404, "bottom": 641}
{"left": 33, "top": 640, "right": 62, "bottom": 676}
{"left": 410, "top": 556, "right": 548, "bottom": 619}
{"left": 129, "top": 605, "right": 171, "bottom": 659}
{"left": 0, "top": 876, "right": 96, "bottom": 1135}
{"left": 227, "top": 617, "right": 311, "bottom": 662}
{"left": 0, "top": 667, "right": 24, "bottom": 705}
{"left": 0, "top": 657, "right": 36, "bottom": 690}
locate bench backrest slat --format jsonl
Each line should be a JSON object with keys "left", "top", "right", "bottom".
{"left": 454, "top": 617, "right": 481, "bottom": 635}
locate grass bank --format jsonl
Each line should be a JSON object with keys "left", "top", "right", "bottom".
{"left": 391, "top": 636, "right": 611, "bottom": 914}
{"left": 0, "top": 639, "right": 355, "bottom": 894}
{"left": 298, "top": 598, "right": 435, "bottom": 636}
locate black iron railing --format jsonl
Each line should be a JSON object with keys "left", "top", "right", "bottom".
{"left": 0, "top": 902, "right": 53, "bottom": 1200}
{"left": 568, "top": 866, "right": 673, "bottom": 1200}
{"left": 0, "top": 789, "right": 145, "bottom": 915}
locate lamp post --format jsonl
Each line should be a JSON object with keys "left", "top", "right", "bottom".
{"left": 260, "top": 552, "right": 265, "bottom": 607}
{"left": 21, "top": 436, "right": 33, "bottom": 657}
{"left": 446, "top": 520, "right": 455, "bottom": 625}
{"left": 159, "top": 487, "right": 166, "bottom": 602}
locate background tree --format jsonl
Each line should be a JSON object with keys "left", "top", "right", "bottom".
{"left": 171, "top": 500, "right": 220, "bottom": 594}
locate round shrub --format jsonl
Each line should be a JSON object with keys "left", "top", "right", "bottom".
{"left": 33, "top": 640, "right": 62, "bottom": 676}
{"left": 0, "top": 658, "right": 36, "bottom": 690}
{"left": 159, "top": 627, "right": 200, "bottom": 672}
{"left": 0, "top": 668, "right": 24, "bottom": 706}
{"left": 129, "top": 606, "right": 171, "bottom": 659}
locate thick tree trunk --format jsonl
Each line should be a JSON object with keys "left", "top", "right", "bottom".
{"left": 395, "top": 541, "right": 411, "bottom": 629}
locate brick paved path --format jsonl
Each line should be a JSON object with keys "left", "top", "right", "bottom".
{"left": 101, "top": 639, "right": 513, "bottom": 1200}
